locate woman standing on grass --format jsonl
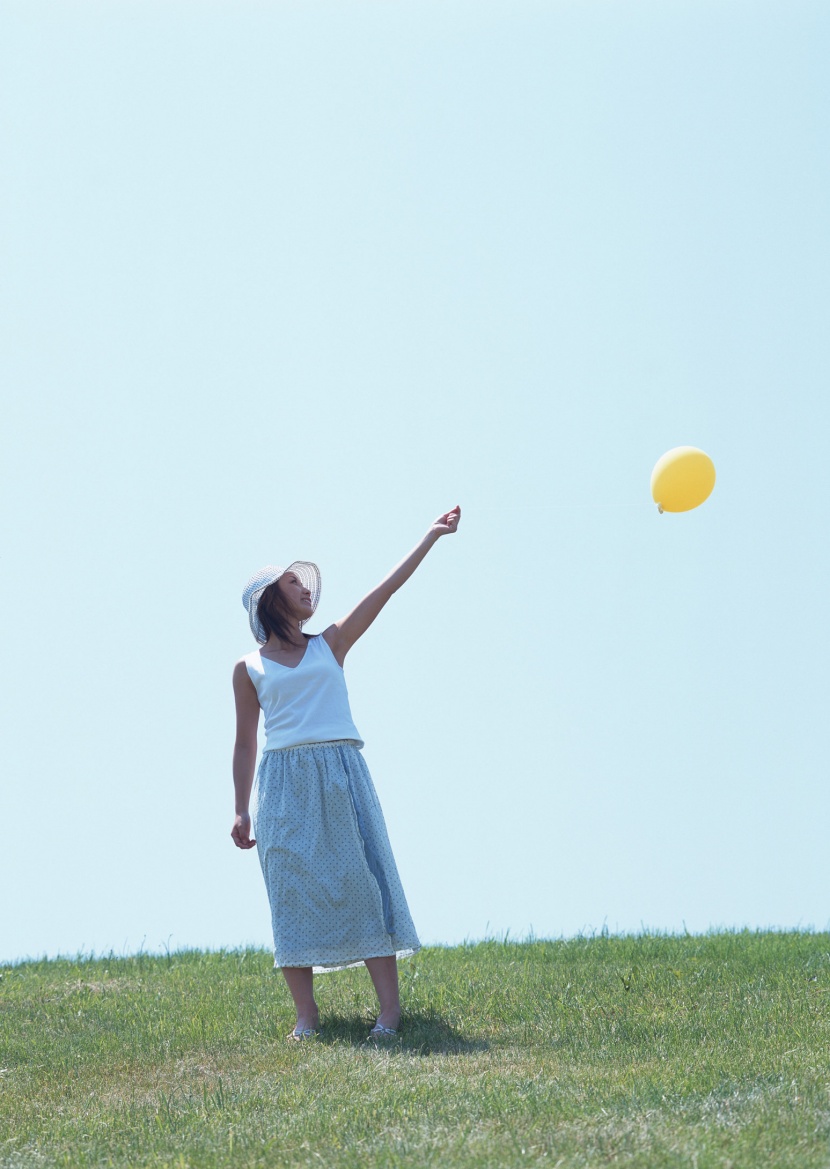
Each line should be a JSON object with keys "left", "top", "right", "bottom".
{"left": 231, "top": 506, "right": 461, "bottom": 1041}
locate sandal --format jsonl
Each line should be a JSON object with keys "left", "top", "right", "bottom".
{"left": 368, "top": 1023, "right": 398, "bottom": 1039}
{"left": 287, "top": 1026, "right": 319, "bottom": 1041}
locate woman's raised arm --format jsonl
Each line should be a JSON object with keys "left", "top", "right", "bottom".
{"left": 323, "top": 505, "right": 461, "bottom": 664}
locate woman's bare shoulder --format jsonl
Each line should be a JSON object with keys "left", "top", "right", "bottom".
{"left": 233, "top": 652, "right": 258, "bottom": 678}
{"left": 320, "top": 625, "right": 340, "bottom": 649}
{"left": 319, "top": 624, "right": 347, "bottom": 666}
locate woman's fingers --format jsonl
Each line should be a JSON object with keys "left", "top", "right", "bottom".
{"left": 231, "top": 818, "right": 256, "bottom": 848}
{"left": 436, "top": 504, "right": 460, "bottom": 532}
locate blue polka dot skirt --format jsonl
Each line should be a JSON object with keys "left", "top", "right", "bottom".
{"left": 252, "top": 740, "right": 421, "bottom": 972}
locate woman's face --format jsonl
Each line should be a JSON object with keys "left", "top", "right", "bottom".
{"left": 278, "top": 572, "right": 314, "bottom": 622}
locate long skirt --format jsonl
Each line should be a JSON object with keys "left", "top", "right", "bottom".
{"left": 252, "top": 739, "right": 421, "bottom": 972}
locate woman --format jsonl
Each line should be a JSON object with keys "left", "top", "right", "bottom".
{"left": 231, "top": 505, "right": 461, "bottom": 1040}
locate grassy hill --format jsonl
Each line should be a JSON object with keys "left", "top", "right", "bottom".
{"left": 2, "top": 931, "right": 828, "bottom": 1167}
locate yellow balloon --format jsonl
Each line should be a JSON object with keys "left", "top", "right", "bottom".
{"left": 651, "top": 447, "right": 716, "bottom": 513}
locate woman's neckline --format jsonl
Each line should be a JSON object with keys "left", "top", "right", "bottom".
{"left": 258, "top": 638, "right": 311, "bottom": 671}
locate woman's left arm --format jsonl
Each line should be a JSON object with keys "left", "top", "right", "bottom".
{"left": 323, "top": 505, "right": 461, "bottom": 663}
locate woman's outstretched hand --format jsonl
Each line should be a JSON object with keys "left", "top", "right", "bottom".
{"left": 231, "top": 813, "right": 256, "bottom": 850}
{"left": 431, "top": 505, "right": 461, "bottom": 537}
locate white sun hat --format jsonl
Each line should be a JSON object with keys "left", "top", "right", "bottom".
{"left": 242, "top": 562, "right": 322, "bottom": 644}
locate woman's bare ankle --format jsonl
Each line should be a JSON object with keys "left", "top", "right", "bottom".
{"left": 294, "top": 1007, "right": 319, "bottom": 1031}
{"left": 375, "top": 1006, "right": 400, "bottom": 1030}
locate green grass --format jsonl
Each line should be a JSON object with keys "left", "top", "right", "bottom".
{"left": 2, "top": 932, "right": 829, "bottom": 1167}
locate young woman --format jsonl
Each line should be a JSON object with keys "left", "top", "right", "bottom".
{"left": 231, "top": 505, "right": 461, "bottom": 1040}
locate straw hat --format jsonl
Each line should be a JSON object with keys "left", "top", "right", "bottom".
{"left": 241, "top": 562, "right": 322, "bottom": 644}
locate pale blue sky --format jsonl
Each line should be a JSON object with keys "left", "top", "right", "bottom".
{"left": 2, "top": 0, "right": 829, "bottom": 962}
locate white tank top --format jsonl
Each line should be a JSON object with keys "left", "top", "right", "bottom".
{"left": 244, "top": 634, "right": 364, "bottom": 751}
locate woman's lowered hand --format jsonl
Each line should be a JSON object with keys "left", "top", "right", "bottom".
{"left": 231, "top": 812, "right": 256, "bottom": 850}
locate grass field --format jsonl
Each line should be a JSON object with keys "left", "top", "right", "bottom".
{"left": 2, "top": 931, "right": 828, "bottom": 1167}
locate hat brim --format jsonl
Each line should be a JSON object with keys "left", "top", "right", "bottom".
{"left": 246, "top": 561, "right": 322, "bottom": 644}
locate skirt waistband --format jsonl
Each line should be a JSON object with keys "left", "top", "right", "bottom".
{"left": 263, "top": 738, "right": 362, "bottom": 754}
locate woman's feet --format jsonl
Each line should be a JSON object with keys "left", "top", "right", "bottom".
{"left": 368, "top": 1022, "right": 398, "bottom": 1039}
{"left": 288, "top": 1013, "right": 320, "bottom": 1041}
{"left": 374, "top": 1008, "right": 400, "bottom": 1031}
{"left": 288, "top": 1026, "right": 319, "bottom": 1041}
{"left": 367, "top": 1007, "right": 400, "bottom": 1039}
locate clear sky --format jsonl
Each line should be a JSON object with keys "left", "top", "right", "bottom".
{"left": 2, "top": 0, "right": 829, "bottom": 962}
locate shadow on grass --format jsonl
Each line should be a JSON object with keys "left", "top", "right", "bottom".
{"left": 318, "top": 1010, "right": 487, "bottom": 1055}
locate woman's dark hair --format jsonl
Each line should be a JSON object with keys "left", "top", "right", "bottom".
{"left": 257, "top": 580, "right": 304, "bottom": 645}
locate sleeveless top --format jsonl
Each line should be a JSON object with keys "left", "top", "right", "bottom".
{"left": 243, "top": 634, "right": 364, "bottom": 751}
